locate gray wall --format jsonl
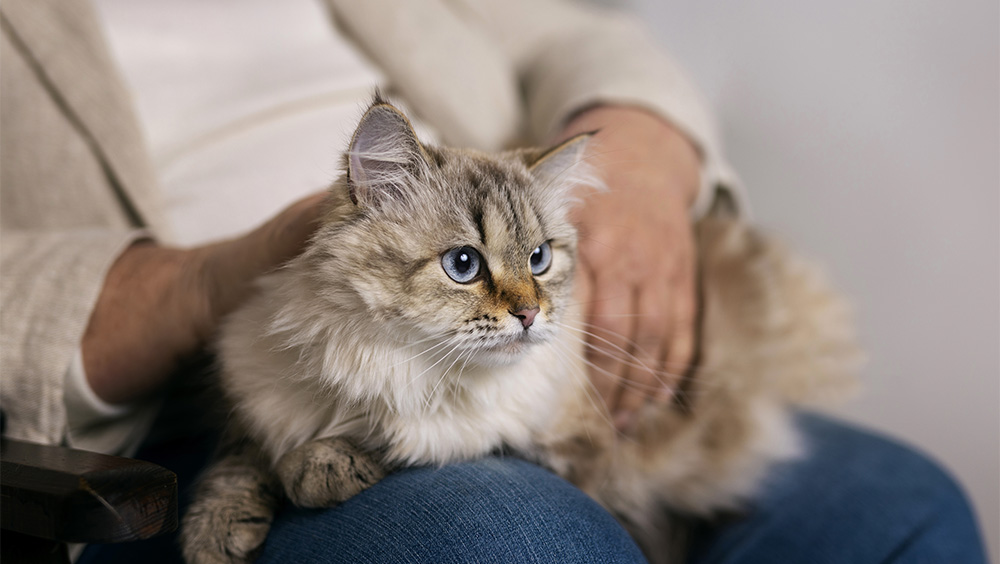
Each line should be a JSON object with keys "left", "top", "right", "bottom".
{"left": 630, "top": 0, "right": 998, "bottom": 559}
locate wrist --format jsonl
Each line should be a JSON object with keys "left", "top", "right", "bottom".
{"left": 82, "top": 241, "right": 206, "bottom": 403}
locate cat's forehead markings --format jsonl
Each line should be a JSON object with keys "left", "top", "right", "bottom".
{"left": 471, "top": 206, "right": 487, "bottom": 246}
{"left": 453, "top": 157, "right": 548, "bottom": 265}
{"left": 463, "top": 166, "right": 508, "bottom": 244}
{"left": 467, "top": 157, "right": 514, "bottom": 185}
{"left": 480, "top": 202, "right": 513, "bottom": 253}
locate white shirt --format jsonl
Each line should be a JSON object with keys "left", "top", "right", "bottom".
{"left": 69, "top": 0, "right": 404, "bottom": 454}
{"left": 95, "top": 0, "right": 386, "bottom": 246}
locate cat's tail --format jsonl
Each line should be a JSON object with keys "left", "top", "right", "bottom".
{"left": 180, "top": 435, "right": 280, "bottom": 564}
{"left": 696, "top": 213, "right": 863, "bottom": 407}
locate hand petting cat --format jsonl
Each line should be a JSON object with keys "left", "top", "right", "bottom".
{"left": 82, "top": 193, "right": 327, "bottom": 404}
{"left": 556, "top": 105, "right": 701, "bottom": 435}
{"left": 82, "top": 104, "right": 701, "bottom": 425}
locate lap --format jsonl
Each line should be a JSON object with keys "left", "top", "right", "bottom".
{"left": 78, "top": 407, "right": 987, "bottom": 564}
{"left": 687, "top": 413, "right": 988, "bottom": 564}
{"left": 258, "top": 457, "right": 645, "bottom": 563}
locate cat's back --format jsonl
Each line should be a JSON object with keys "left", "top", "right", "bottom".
{"left": 535, "top": 215, "right": 860, "bottom": 538}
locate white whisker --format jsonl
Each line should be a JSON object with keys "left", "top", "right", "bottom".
{"left": 419, "top": 340, "right": 467, "bottom": 408}
{"left": 551, "top": 323, "right": 746, "bottom": 400}
{"left": 551, "top": 321, "right": 665, "bottom": 380}
{"left": 392, "top": 337, "right": 454, "bottom": 368}
{"left": 405, "top": 338, "right": 462, "bottom": 389}
{"left": 548, "top": 341, "right": 631, "bottom": 442}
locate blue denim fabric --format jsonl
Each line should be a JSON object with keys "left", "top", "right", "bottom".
{"left": 258, "top": 457, "right": 646, "bottom": 563}
{"left": 686, "top": 414, "right": 989, "bottom": 564}
{"left": 78, "top": 412, "right": 988, "bottom": 563}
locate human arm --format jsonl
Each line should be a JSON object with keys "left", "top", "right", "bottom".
{"left": 0, "top": 194, "right": 325, "bottom": 452}
{"left": 82, "top": 193, "right": 326, "bottom": 404}
{"left": 1, "top": 229, "right": 143, "bottom": 447}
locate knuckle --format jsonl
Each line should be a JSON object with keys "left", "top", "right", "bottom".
{"left": 618, "top": 389, "right": 645, "bottom": 412}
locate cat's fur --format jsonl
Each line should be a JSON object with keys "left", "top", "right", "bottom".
{"left": 181, "top": 97, "right": 860, "bottom": 564}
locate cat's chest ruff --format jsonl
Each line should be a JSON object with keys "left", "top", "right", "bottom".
{"left": 381, "top": 357, "right": 563, "bottom": 466}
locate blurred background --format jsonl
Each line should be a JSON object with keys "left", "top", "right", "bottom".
{"left": 628, "top": 0, "right": 998, "bottom": 559}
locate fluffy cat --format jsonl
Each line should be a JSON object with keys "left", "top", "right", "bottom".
{"left": 181, "top": 97, "right": 859, "bottom": 564}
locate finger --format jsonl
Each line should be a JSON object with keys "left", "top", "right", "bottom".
{"left": 658, "top": 255, "right": 697, "bottom": 402}
{"left": 584, "top": 277, "right": 635, "bottom": 417}
{"left": 614, "top": 283, "right": 671, "bottom": 431}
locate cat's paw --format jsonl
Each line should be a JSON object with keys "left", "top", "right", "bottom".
{"left": 276, "top": 437, "right": 386, "bottom": 508}
{"left": 181, "top": 464, "right": 279, "bottom": 564}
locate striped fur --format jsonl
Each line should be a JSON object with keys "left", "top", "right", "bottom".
{"left": 181, "top": 99, "right": 859, "bottom": 564}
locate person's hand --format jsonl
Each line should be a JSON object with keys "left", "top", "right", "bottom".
{"left": 555, "top": 106, "right": 701, "bottom": 434}
{"left": 82, "top": 192, "right": 327, "bottom": 404}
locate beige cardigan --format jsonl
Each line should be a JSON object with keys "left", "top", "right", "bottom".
{"left": 0, "top": 0, "right": 733, "bottom": 449}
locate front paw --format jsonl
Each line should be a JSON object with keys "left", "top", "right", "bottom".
{"left": 181, "top": 461, "right": 278, "bottom": 564}
{"left": 275, "top": 437, "right": 386, "bottom": 508}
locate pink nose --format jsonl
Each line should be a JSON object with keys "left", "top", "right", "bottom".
{"left": 511, "top": 307, "right": 540, "bottom": 329}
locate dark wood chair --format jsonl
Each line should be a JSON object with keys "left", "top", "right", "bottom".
{"left": 0, "top": 437, "right": 178, "bottom": 564}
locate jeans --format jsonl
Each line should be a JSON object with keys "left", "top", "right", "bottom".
{"left": 259, "top": 457, "right": 646, "bottom": 563}
{"left": 79, "top": 412, "right": 988, "bottom": 563}
{"left": 686, "top": 414, "right": 988, "bottom": 564}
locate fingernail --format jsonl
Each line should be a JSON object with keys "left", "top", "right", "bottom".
{"left": 655, "top": 386, "right": 674, "bottom": 404}
{"left": 614, "top": 411, "right": 634, "bottom": 433}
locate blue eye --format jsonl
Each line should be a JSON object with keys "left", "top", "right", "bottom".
{"left": 530, "top": 242, "right": 552, "bottom": 275}
{"left": 442, "top": 247, "right": 482, "bottom": 283}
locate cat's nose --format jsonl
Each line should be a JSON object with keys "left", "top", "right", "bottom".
{"left": 510, "top": 306, "right": 540, "bottom": 329}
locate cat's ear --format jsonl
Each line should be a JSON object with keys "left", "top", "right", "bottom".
{"left": 347, "top": 101, "right": 430, "bottom": 208}
{"left": 527, "top": 132, "right": 599, "bottom": 196}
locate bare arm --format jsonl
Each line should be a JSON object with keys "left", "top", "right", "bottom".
{"left": 83, "top": 193, "right": 326, "bottom": 404}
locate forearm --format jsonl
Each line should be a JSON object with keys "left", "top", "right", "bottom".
{"left": 0, "top": 228, "right": 143, "bottom": 444}
{"left": 81, "top": 241, "right": 205, "bottom": 404}
{"left": 466, "top": 0, "right": 742, "bottom": 216}
{"left": 81, "top": 192, "right": 326, "bottom": 405}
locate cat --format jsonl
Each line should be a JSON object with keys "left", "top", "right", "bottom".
{"left": 180, "top": 95, "right": 860, "bottom": 564}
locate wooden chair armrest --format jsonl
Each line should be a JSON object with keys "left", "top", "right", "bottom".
{"left": 0, "top": 437, "right": 177, "bottom": 543}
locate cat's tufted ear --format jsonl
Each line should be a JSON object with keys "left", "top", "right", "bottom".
{"left": 527, "top": 132, "right": 599, "bottom": 197}
{"left": 347, "top": 101, "right": 430, "bottom": 208}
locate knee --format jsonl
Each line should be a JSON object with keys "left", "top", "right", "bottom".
{"left": 688, "top": 415, "right": 988, "bottom": 564}
{"left": 258, "top": 457, "right": 645, "bottom": 563}
{"left": 796, "top": 414, "right": 974, "bottom": 514}
{"left": 791, "top": 414, "right": 987, "bottom": 561}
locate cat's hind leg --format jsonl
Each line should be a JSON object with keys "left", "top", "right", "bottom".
{"left": 275, "top": 436, "right": 386, "bottom": 508}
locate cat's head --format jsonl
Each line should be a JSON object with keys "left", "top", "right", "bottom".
{"left": 305, "top": 98, "right": 596, "bottom": 367}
